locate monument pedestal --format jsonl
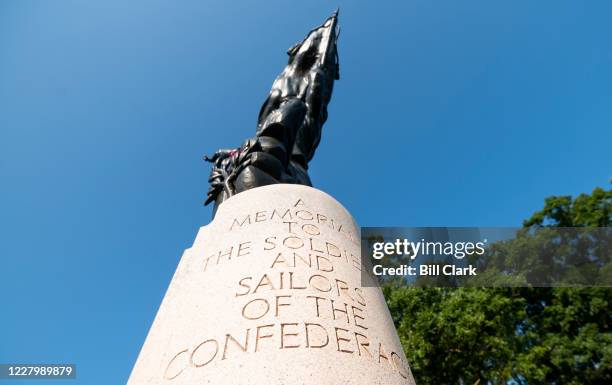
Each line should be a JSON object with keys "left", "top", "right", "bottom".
{"left": 128, "top": 184, "right": 415, "bottom": 385}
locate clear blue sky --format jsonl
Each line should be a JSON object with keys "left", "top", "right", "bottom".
{"left": 1, "top": 1, "right": 610, "bottom": 384}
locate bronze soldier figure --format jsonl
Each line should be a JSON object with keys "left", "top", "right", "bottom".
{"left": 205, "top": 11, "right": 340, "bottom": 214}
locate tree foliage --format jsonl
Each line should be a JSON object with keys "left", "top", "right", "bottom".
{"left": 384, "top": 187, "right": 611, "bottom": 384}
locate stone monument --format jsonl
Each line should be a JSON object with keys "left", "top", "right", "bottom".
{"left": 128, "top": 12, "right": 416, "bottom": 385}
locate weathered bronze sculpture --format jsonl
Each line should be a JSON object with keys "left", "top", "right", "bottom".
{"left": 205, "top": 11, "right": 340, "bottom": 213}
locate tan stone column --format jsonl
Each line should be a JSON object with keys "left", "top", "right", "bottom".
{"left": 128, "top": 184, "right": 416, "bottom": 385}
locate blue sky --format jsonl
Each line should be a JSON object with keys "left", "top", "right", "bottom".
{"left": 1, "top": 1, "right": 610, "bottom": 384}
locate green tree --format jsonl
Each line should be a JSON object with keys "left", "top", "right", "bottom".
{"left": 384, "top": 187, "right": 611, "bottom": 384}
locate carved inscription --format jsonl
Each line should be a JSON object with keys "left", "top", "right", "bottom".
{"left": 228, "top": 199, "right": 358, "bottom": 244}
{"left": 164, "top": 198, "right": 409, "bottom": 381}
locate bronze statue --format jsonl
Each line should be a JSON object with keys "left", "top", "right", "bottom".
{"left": 205, "top": 11, "right": 340, "bottom": 214}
